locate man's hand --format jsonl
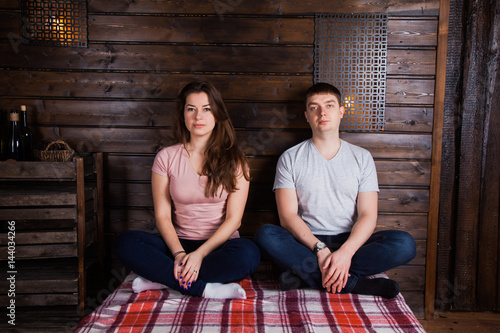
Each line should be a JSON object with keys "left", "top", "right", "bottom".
{"left": 317, "top": 247, "right": 353, "bottom": 293}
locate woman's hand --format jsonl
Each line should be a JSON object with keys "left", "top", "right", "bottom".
{"left": 174, "top": 251, "right": 204, "bottom": 290}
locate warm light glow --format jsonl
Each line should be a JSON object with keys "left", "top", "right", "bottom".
{"left": 22, "top": 0, "right": 87, "bottom": 47}
{"left": 52, "top": 16, "right": 64, "bottom": 31}
{"left": 344, "top": 95, "right": 356, "bottom": 108}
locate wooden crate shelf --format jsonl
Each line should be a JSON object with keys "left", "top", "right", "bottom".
{"left": 0, "top": 259, "right": 79, "bottom": 306}
{"left": 0, "top": 153, "right": 104, "bottom": 316}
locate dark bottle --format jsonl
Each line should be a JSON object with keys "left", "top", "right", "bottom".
{"left": 7, "top": 110, "right": 24, "bottom": 161}
{"left": 0, "top": 109, "right": 8, "bottom": 160}
{"left": 19, "top": 105, "right": 33, "bottom": 161}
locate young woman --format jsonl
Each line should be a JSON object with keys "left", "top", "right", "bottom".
{"left": 116, "top": 80, "right": 261, "bottom": 299}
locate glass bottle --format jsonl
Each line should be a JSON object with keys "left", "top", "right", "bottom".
{"left": 19, "top": 105, "right": 33, "bottom": 161}
{"left": 7, "top": 110, "right": 24, "bottom": 161}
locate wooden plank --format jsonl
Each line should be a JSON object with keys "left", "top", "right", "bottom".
{"left": 95, "top": 152, "right": 105, "bottom": 272}
{"left": 6, "top": 278, "right": 78, "bottom": 294}
{"left": 105, "top": 182, "right": 153, "bottom": 208}
{"left": 88, "top": 0, "right": 439, "bottom": 15}
{"left": 0, "top": 187, "right": 77, "bottom": 207}
{"left": 340, "top": 133, "right": 432, "bottom": 159}
{"left": 0, "top": 0, "right": 18, "bottom": 10}
{"left": 376, "top": 160, "right": 431, "bottom": 186}
{"left": 401, "top": 291, "right": 425, "bottom": 319}
{"left": 239, "top": 212, "right": 429, "bottom": 240}
{"left": 0, "top": 208, "right": 76, "bottom": 220}
{"left": 453, "top": 0, "right": 489, "bottom": 311}
{"left": 476, "top": 0, "right": 500, "bottom": 311}
{"left": 259, "top": 184, "right": 428, "bottom": 212}
{"left": 89, "top": 15, "right": 314, "bottom": 44}
{"left": 0, "top": 161, "right": 76, "bottom": 179}
{"left": 0, "top": 230, "right": 76, "bottom": 245}
{"left": 104, "top": 155, "right": 154, "bottom": 181}
{"left": 105, "top": 208, "right": 157, "bottom": 234}
{"left": 387, "top": 49, "right": 436, "bottom": 75}
{"left": 2, "top": 14, "right": 439, "bottom": 48}
{"left": 384, "top": 107, "right": 433, "bottom": 132}
{"left": 477, "top": 123, "right": 500, "bottom": 308}
{"left": 0, "top": 269, "right": 78, "bottom": 293}
{"left": 0, "top": 42, "right": 313, "bottom": 73}
{"left": 2, "top": 99, "right": 433, "bottom": 133}
{"left": 0, "top": 71, "right": 311, "bottom": 101}
{"left": 0, "top": 11, "right": 21, "bottom": 40}
{"left": 0, "top": 294, "right": 78, "bottom": 306}
{"left": 0, "top": 99, "right": 308, "bottom": 129}
{"left": 435, "top": 0, "right": 463, "bottom": 314}
{"left": 377, "top": 188, "right": 429, "bottom": 213}
{"left": 387, "top": 19, "right": 438, "bottom": 46}
{"left": 0, "top": 187, "right": 93, "bottom": 209}
{"left": 375, "top": 214, "right": 428, "bottom": 240}
{"left": 105, "top": 182, "right": 429, "bottom": 213}
{"left": 426, "top": 0, "right": 450, "bottom": 319}
{"left": 412, "top": 240, "right": 426, "bottom": 266}
{"left": 249, "top": 158, "right": 430, "bottom": 186}
{"left": 0, "top": 72, "right": 435, "bottom": 106}
{"left": 419, "top": 312, "right": 500, "bottom": 332}
{"left": 386, "top": 265, "right": 426, "bottom": 291}
{"left": 107, "top": 208, "right": 427, "bottom": 240}
{"left": 0, "top": 243, "right": 77, "bottom": 259}
{"left": 85, "top": 216, "right": 97, "bottom": 247}
{"left": 36, "top": 127, "right": 432, "bottom": 159}
{"left": 1, "top": 220, "right": 76, "bottom": 231}
{"left": 386, "top": 78, "right": 435, "bottom": 105}
{"left": 247, "top": 156, "right": 278, "bottom": 184}
{"left": 103, "top": 154, "right": 430, "bottom": 186}
{"left": 76, "top": 156, "right": 86, "bottom": 315}
{"left": 0, "top": 306, "right": 81, "bottom": 332}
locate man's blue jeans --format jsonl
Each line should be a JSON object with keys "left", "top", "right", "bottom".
{"left": 254, "top": 224, "right": 416, "bottom": 293}
{"left": 116, "top": 230, "right": 261, "bottom": 297}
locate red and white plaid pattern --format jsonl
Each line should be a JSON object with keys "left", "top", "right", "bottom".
{"left": 76, "top": 267, "right": 425, "bottom": 332}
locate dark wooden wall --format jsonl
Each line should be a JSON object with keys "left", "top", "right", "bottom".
{"left": 436, "top": 0, "right": 500, "bottom": 313}
{"left": 0, "top": 0, "right": 444, "bottom": 318}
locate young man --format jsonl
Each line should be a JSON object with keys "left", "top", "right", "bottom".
{"left": 254, "top": 83, "right": 416, "bottom": 298}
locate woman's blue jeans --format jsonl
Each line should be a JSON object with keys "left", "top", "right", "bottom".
{"left": 116, "top": 230, "right": 261, "bottom": 297}
{"left": 254, "top": 224, "right": 416, "bottom": 293}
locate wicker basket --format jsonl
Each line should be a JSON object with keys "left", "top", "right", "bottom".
{"left": 35, "top": 140, "right": 75, "bottom": 162}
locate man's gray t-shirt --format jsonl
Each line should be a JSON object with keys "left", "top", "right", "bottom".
{"left": 273, "top": 139, "right": 379, "bottom": 235}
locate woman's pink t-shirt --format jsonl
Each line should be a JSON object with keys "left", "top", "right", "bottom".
{"left": 152, "top": 143, "right": 239, "bottom": 240}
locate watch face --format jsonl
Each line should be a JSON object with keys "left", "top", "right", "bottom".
{"left": 314, "top": 242, "right": 326, "bottom": 254}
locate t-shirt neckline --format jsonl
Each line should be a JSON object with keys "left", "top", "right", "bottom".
{"left": 309, "top": 138, "right": 343, "bottom": 162}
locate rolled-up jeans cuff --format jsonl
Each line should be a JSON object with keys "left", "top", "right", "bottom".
{"left": 340, "top": 274, "right": 358, "bottom": 294}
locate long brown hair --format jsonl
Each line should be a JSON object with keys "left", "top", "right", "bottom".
{"left": 174, "top": 80, "right": 250, "bottom": 197}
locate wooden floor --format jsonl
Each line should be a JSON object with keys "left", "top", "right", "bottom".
{"left": 419, "top": 312, "right": 500, "bottom": 332}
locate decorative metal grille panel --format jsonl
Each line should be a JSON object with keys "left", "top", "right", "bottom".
{"left": 314, "top": 13, "right": 387, "bottom": 132}
{"left": 21, "top": 0, "right": 88, "bottom": 47}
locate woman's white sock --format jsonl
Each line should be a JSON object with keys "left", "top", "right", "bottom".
{"left": 132, "top": 276, "right": 246, "bottom": 299}
{"left": 204, "top": 282, "right": 246, "bottom": 299}
{"left": 132, "top": 276, "right": 167, "bottom": 293}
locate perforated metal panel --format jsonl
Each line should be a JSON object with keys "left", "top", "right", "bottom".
{"left": 22, "top": 0, "right": 88, "bottom": 47}
{"left": 314, "top": 13, "right": 387, "bottom": 132}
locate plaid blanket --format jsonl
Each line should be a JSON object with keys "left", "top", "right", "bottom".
{"left": 76, "top": 268, "right": 425, "bottom": 332}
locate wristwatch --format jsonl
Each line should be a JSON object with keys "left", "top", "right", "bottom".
{"left": 313, "top": 241, "right": 327, "bottom": 255}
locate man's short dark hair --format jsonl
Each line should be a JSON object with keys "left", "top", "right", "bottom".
{"left": 305, "top": 83, "right": 342, "bottom": 106}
